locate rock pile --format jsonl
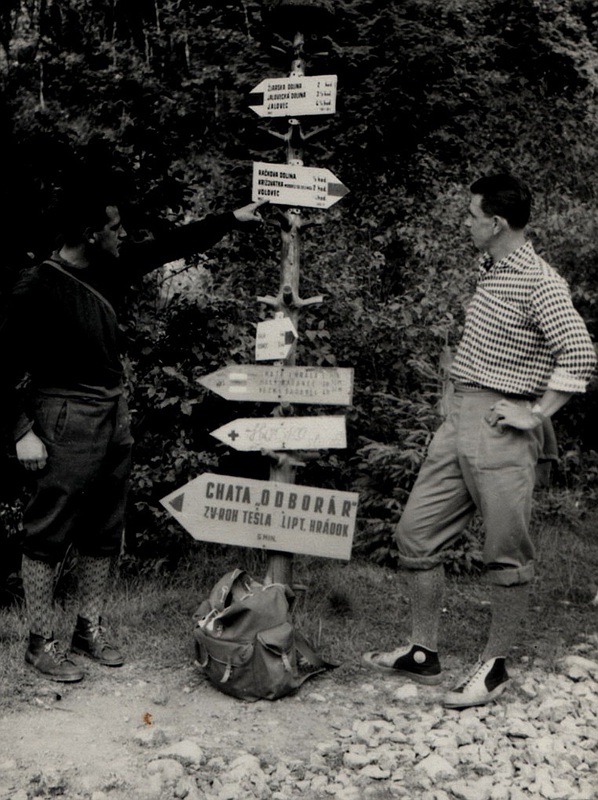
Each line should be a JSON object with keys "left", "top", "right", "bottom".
{"left": 2, "top": 648, "right": 597, "bottom": 800}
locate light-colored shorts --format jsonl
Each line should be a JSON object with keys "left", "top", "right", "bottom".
{"left": 396, "top": 385, "right": 544, "bottom": 585}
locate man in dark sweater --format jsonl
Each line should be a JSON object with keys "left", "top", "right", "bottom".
{"left": 4, "top": 195, "right": 265, "bottom": 681}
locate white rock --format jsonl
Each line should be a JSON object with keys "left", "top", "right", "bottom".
{"left": 332, "top": 787, "right": 361, "bottom": 800}
{"left": 559, "top": 655, "right": 598, "bottom": 680}
{"left": 147, "top": 758, "right": 186, "bottom": 781}
{"left": 310, "top": 774, "right": 329, "bottom": 792}
{"left": 218, "top": 785, "right": 241, "bottom": 800}
{"left": 343, "top": 751, "right": 373, "bottom": 769}
{"left": 450, "top": 778, "right": 492, "bottom": 800}
{"left": 359, "top": 764, "right": 390, "bottom": 780}
{"left": 133, "top": 726, "right": 170, "bottom": 748}
{"left": 352, "top": 719, "right": 394, "bottom": 745}
{"left": 505, "top": 718, "right": 537, "bottom": 738}
{"left": 316, "top": 740, "right": 341, "bottom": 756}
{"left": 309, "top": 752, "right": 329, "bottom": 771}
{"left": 415, "top": 753, "right": 457, "bottom": 780}
{"left": 175, "top": 776, "right": 203, "bottom": 800}
{"left": 156, "top": 740, "right": 204, "bottom": 767}
{"left": 457, "top": 744, "right": 479, "bottom": 764}
{"left": 393, "top": 684, "right": 419, "bottom": 700}
{"left": 489, "top": 784, "right": 510, "bottom": 800}
{"left": 131, "top": 773, "right": 164, "bottom": 800}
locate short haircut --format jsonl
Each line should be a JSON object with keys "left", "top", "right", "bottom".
{"left": 54, "top": 193, "right": 119, "bottom": 247}
{"left": 470, "top": 174, "right": 532, "bottom": 230}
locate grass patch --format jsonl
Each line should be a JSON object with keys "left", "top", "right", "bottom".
{"left": 1, "top": 501, "right": 597, "bottom": 708}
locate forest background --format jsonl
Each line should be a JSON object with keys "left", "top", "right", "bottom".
{"left": 0, "top": 0, "right": 597, "bottom": 583}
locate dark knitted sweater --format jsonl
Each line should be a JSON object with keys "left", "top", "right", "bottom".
{"left": 3, "top": 212, "right": 238, "bottom": 440}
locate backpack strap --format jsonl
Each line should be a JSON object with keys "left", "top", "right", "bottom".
{"left": 42, "top": 260, "right": 117, "bottom": 320}
{"left": 294, "top": 630, "right": 339, "bottom": 675}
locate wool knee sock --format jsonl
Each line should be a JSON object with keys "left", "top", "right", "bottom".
{"left": 409, "top": 565, "right": 445, "bottom": 651}
{"left": 21, "top": 555, "right": 56, "bottom": 639}
{"left": 482, "top": 583, "right": 530, "bottom": 662}
{"left": 77, "top": 555, "right": 112, "bottom": 624}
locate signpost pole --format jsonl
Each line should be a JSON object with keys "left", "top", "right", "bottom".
{"left": 263, "top": 29, "right": 309, "bottom": 587}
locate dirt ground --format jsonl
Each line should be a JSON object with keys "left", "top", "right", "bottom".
{"left": 0, "top": 653, "right": 354, "bottom": 797}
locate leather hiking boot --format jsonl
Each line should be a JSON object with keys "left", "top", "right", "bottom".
{"left": 25, "top": 633, "right": 85, "bottom": 683}
{"left": 443, "top": 657, "right": 510, "bottom": 709}
{"left": 362, "top": 644, "right": 442, "bottom": 685}
{"left": 71, "top": 616, "right": 124, "bottom": 666}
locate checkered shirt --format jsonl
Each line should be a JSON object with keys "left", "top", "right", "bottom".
{"left": 450, "top": 241, "right": 596, "bottom": 396}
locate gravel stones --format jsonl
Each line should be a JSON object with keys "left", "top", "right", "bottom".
{"left": 3, "top": 641, "right": 597, "bottom": 800}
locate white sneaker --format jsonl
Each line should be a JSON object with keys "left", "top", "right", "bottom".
{"left": 443, "top": 657, "right": 509, "bottom": 709}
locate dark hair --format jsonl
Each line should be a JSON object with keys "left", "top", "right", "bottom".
{"left": 56, "top": 198, "right": 116, "bottom": 247}
{"left": 469, "top": 174, "right": 532, "bottom": 230}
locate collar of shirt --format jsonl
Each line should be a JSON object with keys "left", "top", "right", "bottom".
{"left": 479, "top": 240, "right": 536, "bottom": 275}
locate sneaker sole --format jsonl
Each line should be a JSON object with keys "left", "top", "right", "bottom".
{"left": 71, "top": 647, "right": 125, "bottom": 667}
{"left": 443, "top": 679, "right": 509, "bottom": 709}
{"left": 361, "top": 653, "right": 442, "bottom": 685}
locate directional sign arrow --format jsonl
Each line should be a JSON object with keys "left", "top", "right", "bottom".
{"left": 210, "top": 415, "right": 347, "bottom": 452}
{"left": 247, "top": 74, "right": 337, "bottom": 118}
{"left": 198, "top": 365, "right": 354, "bottom": 406}
{"left": 255, "top": 317, "right": 298, "bottom": 362}
{"left": 252, "top": 162, "right": 349, "bottom": 209}
{"left": 160, "top": 472, "right": 359, "bottom": 560}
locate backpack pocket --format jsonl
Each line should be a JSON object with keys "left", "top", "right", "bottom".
{"left": 194, "top": 629, "right": 256, "bottom": 700}
{"left": 253, "top": 621, "right": 299, "bottom": 700}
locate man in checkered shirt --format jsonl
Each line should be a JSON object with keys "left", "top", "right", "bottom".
{"left": 363, "top": 174, "right": 596, "bottom": 708}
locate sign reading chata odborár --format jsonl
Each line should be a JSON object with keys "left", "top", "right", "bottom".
{"left": 160, "top": 473, "right": 358, "bottom": 560}
{"left": 252, "top": 162, "right": 349, "bottom": 209}
{"left": 210, "top": 415, "right": 346, "bottom": 452}
{"left": 198, "top": 365, "right": 354, "bottom": 406}
{"left": 248, "top": 75, "right": 337, "bottom": 118}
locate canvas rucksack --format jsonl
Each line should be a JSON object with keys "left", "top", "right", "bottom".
{"left": 193, "top": 568, "right": 335, "bottom": 701}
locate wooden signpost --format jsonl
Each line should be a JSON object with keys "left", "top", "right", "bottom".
{"left": 252, "top": 162, "right": 349, "bottom": 209}
{"left": 197, "top": 365, "right": 354, "bottom": 406}
{"left": 209, "top": 415, "right": 347, "bottom": 452}
{"left": 248, "top": 74, "right": 337, "bottom": 117}
{"left": 161, "top": 473, "right": 358, "bottom": 561}
{"left": 162, "top": 1, "right": 354, "bottom": 585}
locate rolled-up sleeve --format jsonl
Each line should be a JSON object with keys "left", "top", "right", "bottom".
{"left": 531, "top": 276, "right": 597, "bottom": 393}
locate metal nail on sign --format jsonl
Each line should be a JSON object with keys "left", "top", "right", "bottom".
{"left": 161, "top": 473, "right": 359, "bottom": 560}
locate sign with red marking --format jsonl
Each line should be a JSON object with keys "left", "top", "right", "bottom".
{"left": 198, "top": 365, "right": 354, "bottom": 405}
{"left": 210, "top": 415, "right": 346, "bottom": 451}
{"left": 252, "top": 162, "right": 349, "bottom": 209}
{"left": 160, "top": 473, "right": 359, "bottom": 560}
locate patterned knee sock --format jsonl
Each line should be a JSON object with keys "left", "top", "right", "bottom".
{"left": 482, "top": 584, "right": 530, "bottom": 662}
{"left": 77, "top": 555, "right": 112, "bottom": 624}
{"left": 21, "top": 555, "right": 56, "bottom": 639}
{"left": 409, "top": 565, "right": 445, "bottom": 651}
